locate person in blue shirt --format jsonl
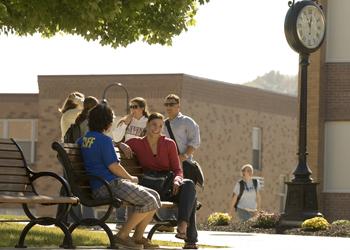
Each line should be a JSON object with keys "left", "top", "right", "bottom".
{"left": 77, "top": 103, "right": 161, "bottom": 249}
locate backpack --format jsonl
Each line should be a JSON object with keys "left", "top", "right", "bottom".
{"left": 234, "top": 179, "right": 258, "bottom": 210}
{"left": 182, "top": 160, "right": 205, "bottom": 188}
{"left": 63, "top": 123, "right": 81, "bottom": 143}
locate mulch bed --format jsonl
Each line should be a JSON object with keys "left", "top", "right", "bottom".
{"left": 198, "top": 221, "right": 350, "bottom": 237}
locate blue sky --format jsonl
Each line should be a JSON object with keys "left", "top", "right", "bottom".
{"left": 0, "top": 0, "right": 299, "bottom": 93}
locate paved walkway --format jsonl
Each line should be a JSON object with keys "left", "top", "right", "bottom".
{"left": 5, "top": 224, "right": 350, "bottom": 250}
{"left": 152, "top": 229, "right": 350, "bottom": 250}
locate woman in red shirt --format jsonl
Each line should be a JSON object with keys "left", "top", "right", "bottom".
{"left": 127, "top": 112, "right": 198, "bottom": 249}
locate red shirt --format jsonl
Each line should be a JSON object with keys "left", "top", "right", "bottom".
{"left": 126, "top": 136, "right": 183, "bottom": 183}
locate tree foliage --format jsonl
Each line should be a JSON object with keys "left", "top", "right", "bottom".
{"left": 244, "top": 70, "right": 298, "bottom": 96}
{"left": 0, "top": 0, "right": 209, "bottom": 47}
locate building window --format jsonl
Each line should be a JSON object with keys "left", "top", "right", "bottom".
{"left": 324, "top": 121, "right": 350, "bottom": 192}
{"left": 252, "top": 127, "right": 262, "bottom": 170}
{"left": 0, "top": 119, "right": 37, "bottom": 163}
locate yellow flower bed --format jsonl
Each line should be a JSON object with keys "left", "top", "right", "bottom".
{"left": 207, "top": 212, "right": 232, "bottom": 226}
{"left": 301, "top": 217, "right": 330, "bottom": 231}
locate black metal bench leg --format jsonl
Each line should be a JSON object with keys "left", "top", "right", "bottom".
{"left": 99, "top": 223, "right": 115, "bottom": 249}
{"left": 61, "top": 222, "right": 79, "bottom": 248}
{"left": 147, "top": 224, "right": 163, "bottom": 240}
{"left": 15, "top": 221, "right": 36, "bottom": 248}
{"left": 57, "top": 221, "right": 74, "bottom": 249}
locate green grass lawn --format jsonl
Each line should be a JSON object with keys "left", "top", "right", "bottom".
{"left": 0, "top": 215, "right": 225, "bottom": 248}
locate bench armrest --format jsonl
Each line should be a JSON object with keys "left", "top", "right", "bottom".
{"left": 30, "top": 171, "right": 73, "bottom": 197}
{"left": 83, "top": 174, "right": 122, "bottom": 207}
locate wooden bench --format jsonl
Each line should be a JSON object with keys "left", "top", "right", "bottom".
{"left": 51, "top": 141, "right": 177, "bottom": 248}
{"left": 0, "top": 138, "right": 79, "bottom": 249}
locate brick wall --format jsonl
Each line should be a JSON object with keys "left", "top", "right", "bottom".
{"left": 325, "top": 63, "right": 350, "bottom": 120}
{"left": 0, "top": 94, "right": 38, "bottom": 118}
{"left": 321, "top": 192, "right": 350, "bottom": 221}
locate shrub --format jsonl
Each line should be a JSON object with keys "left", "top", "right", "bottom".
{"left": 332, "top": 220, "right": 350, "bottom": 226}
{"left": 207, "top": 212, "right": 231, "bottom": 226}
{"left": 252, "top": 211, "right": 280, "bottom": 228}
{"left": 301, "top": 217, "right": 330, "bottom": 231}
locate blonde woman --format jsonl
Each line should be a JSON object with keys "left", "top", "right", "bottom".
{"left": 230, "top": 164, "right": 261, "bottom": 222}
{"left": 59, "top": 91, "right": 84, "bottom": 141}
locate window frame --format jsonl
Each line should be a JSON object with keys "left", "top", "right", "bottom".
{"left": 0, "top": 119, "right": 38, "bottom": 163}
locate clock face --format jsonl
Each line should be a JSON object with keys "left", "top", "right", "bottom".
{"left": 296, "top": 5, "right": 325, "bottom": 49}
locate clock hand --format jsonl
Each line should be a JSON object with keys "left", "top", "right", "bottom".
{"left": 308, "top": 16, "right": 312, "bottom": 35}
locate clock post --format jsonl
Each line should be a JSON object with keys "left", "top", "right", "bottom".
{"left": 279, "top": 0, "right": 325, "bottom": 230}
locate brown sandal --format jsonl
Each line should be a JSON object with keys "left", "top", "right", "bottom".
{"left": 175, "top": 228, "right": 187, "bottom": 240}
{"left": 183, "top": 243, "right": 198, "bottom": 249}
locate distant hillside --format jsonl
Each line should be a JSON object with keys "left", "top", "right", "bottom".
{"left": 243, "top": 71, "right": 297, "bottom": 96}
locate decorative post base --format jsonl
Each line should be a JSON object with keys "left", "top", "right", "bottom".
{"left": 278, "top": 182, "right": 323, "bottom": 231}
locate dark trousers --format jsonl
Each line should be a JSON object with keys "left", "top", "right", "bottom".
{"left": 142, "top": 177, "right": 198, "bottom": 243}
{"left": 172, "top": 179, "right": 198, "bottom": 243}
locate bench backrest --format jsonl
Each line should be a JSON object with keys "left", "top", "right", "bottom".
{"left": 0, "top": 138, "right": 36, "bottom": 196}
{"left": 52, "top": 142, "right": 143, "bottom": 205}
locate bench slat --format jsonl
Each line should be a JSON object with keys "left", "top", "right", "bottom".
{"left": 0, "top": 194, "right": 79, "bottom": 204}
{"left": 63, "top": 148, "right": 81, "bottom": 155}
{"left": 0, "top": 167, "right": 27, "bottom": 175}
{"left": 0, "top": 139, "right": 13, "bottom": 144}
{"left": 0, "top": 151, "right": 23, "bottom": 159}
{"left": 0, "top": 159, "right": 25, "bottom": 167}
{"left": 160, "top": 201, "right": 177, "bottom": 209}
{"left": 0, "top": 175, "right": 30, "bottom": 184}
{"left": 67, "top": 155, "right": 83, "bottom": 163}
{"left": 0, "top": 183, "right": 33, "bottom": 192}
{"left": 61, "top": 143, "right": 79, "bottom": 149}
{"left": 0, "top": 144, "right": 18, "bottom": 151}
{"left": 71, "top": 162, "right": 85, "bottom": 171}
{"left": 124, "top": 166, "right": 144, "bottom": 176}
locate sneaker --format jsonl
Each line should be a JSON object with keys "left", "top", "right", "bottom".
{"left": 156, "top": 225, "right": 175, "bottom": 232}
{"left": 134, "top": 237, "right": 159, "bottom": 249}
{"left": 114, "top": 235, "right": 143, "bottom": 249}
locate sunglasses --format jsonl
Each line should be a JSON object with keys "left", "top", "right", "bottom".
{"left": 164, "top": 103, "right": 178, "bottom": 107}
{"left": 129, "top": 105, "right": 139, "bottom": 109}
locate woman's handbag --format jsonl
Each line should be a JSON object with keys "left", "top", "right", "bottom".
{"left": 140, "top": 170, "right": 174, "bottom": 200}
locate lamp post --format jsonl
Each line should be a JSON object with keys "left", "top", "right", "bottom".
{"left": 280, "top": 0, "right": 326, "bottom": 229}
{"left": 280, "top": 53, "right": 323, "bottom": 227}
{"left": 101, "top": 82, "right": 129, "bottom": 114}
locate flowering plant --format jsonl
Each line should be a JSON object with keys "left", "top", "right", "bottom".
{"left": 251, "top": 211, "right": 280, "bottom": 228}
{"left": 301, "top": 217, "right": 330, "bottom": 231}
{"left": 331, "top": 220, "right": 350, "bottom": 226}
{"left": 207, "top": 212, "right": 231, "bottom": 226}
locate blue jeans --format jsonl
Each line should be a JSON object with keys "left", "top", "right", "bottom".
{"left": 236, "top": 208, "right": 254, "bottom": 222}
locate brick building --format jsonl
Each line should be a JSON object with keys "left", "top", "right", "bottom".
{"left": 0, "top": 74, "right": 298, "bottom": 222}
{"left": 307, "top": 0, "right": 350, "bottom": 220}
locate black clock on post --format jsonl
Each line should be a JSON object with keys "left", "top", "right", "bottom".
{"left": 279, "top": 0, "right": 325, "bottom": 231}
{"left": 285, "top": 0, "right": 326, "bottom": 54}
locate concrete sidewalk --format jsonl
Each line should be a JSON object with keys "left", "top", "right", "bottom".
{"left": 152, "top": 230, "right": 350, "bottom": 249}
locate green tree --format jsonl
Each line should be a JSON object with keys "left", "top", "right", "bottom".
{"left": 0, "top": 0, "right": 209, "bottom": 48}
{"left": 244, "top": 70, "right": 297, "bottom": 96}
